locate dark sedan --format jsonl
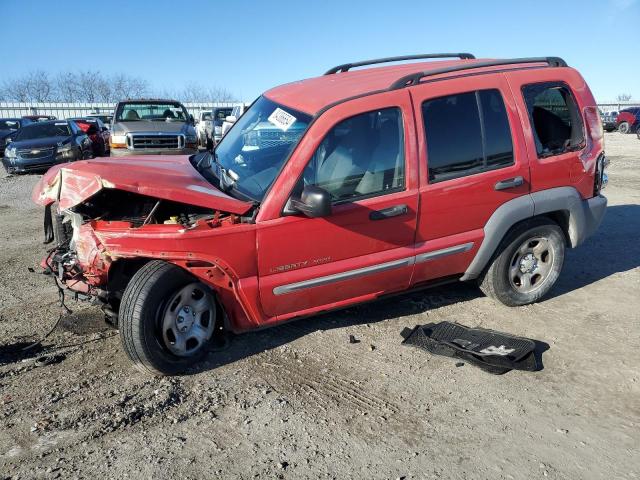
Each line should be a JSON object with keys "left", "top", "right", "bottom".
{"left": 0, "top": 118, "right": 32, "bottom": 157}
{"left": 2, "top": 120, "right": 93, "bottom": 174}
{"left": 601, "top": 111, "right": 618, "bottom": 132}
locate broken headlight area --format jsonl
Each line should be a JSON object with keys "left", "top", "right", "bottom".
{"left": 40, "top": 190, "right": 247, "bottom": 297}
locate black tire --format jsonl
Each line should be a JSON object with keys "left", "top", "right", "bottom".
{"left": 479, "top": 218, "right": 565, "bottom": 307}
{"left": 120, "top": 260, "right": 217, "bottom": 375}
{"left": 618, "top": 121, "right": 630, "bottom": 134}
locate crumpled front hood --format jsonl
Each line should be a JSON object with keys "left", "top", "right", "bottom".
{"left": 32, "top": 155, "right": 253, "bottom": 214}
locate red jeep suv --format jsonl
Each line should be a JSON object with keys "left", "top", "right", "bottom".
{"left": 33, "top": 54, "right": 608, "bottom": 375}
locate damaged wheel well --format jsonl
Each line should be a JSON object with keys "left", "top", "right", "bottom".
{"left": 105, "top": 258, "right": 232, "bottom": 337}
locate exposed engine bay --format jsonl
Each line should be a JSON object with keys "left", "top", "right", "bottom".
{"left": 42, "top": 189, "right": 255, "bottom": 326}
{"left": 70, "top": 189, "right": 232, "bottom": 228}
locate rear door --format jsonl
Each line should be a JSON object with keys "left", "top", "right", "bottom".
{"left": 409, "top": 74, "right": 530, "bottom": 284}
{"left": 256, "top": 91, "right": 419, "bottom": 319}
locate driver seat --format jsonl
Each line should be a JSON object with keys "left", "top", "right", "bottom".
{"left": 124, "top": 110, "right": 140, "bottom": 121}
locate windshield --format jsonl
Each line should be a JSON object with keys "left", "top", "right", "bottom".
{"left": 212, "top": 96, "right": 311, "bottom": 201}
{"left": 0, "top": 120, "right": 20, "bottom": 130}
{"left": 15, "top": 122, "right": 71, "bottom": 141}
{"left": 213, "top": 108, "right": 232, "bottom": 126}
{"left": 115, "top": 102, "right": 188, "bottom": 122}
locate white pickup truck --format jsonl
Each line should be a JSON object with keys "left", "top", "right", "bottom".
{"left": 220, "top": 104, "right": 249, "bottom": 138}
{"left": 195, "top": 111, "right": 213, "bottom": 148}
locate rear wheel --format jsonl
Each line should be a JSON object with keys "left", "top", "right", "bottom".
{"left": 618, "top": 121, "right": 630, "bottom": 134}
{"left": 120, "top": 260, "right": 218, "bottom": 375}
{"left": 479, "top": 218, "right": 565, "bottom": 307}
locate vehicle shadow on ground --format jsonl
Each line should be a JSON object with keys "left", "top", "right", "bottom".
{"left": 194, "top": 281, "right": 485, "bottom": 374}
{"left": 198, "top": 205, "right": 639, "bottom": 375}
{"left": 548, "top": 204, "right": 640, "bottom": 298}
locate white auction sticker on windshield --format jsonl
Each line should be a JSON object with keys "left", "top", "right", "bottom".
{"left": 267, "top": 108, "right": 297, "bottom": 131}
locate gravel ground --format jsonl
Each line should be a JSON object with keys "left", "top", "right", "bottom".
{"left": 0, "top": 133, "right": 639, "bottom": 480}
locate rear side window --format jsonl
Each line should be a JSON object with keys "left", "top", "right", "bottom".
{"left": 422, "top": 89, "right": 514, "bottom": 183}
{"left": 522, "top": 82, "right": 584, "bottom": 157}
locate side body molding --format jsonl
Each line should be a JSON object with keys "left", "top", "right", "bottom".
{"left": 461, "top": 187, "right": 607, "bottom": 281}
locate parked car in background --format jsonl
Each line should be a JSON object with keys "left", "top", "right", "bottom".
{"left": 22, "top": 115, "right": 57, "bottom": 122}
{"left": 220, "top": 104, "right": 249, "bottom": 137}
{"left": 616, "top": 107, "right": 640, "bottom": 134}
{"left": 69, "top": 117, "right": 110, "bottom": 157}
{"left": 0, "top": 118, "right": 32, "bottom": 157}
{"left": 601, "top": 111, "right": 618, "bottom": 132}
{"left": 195, "top": 110, "right": 213, "bottom": 148}
{"left": 3, "top": 120, "right": 92, "bottom": 173}
{"left": 211, "top": 106, "right": 233, "bottom": 146}
{"left": 109, "top": 99, "right": 198, "bottom": 156}
{"left": 86, "top": 112, "right": 113, "bottom": 128}
{"left": 32, "top": 54, "right": 608, "bottom": 375}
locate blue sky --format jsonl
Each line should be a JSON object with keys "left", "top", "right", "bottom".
{"left": 3, "top": 0, "right": 639, "bottom": 102}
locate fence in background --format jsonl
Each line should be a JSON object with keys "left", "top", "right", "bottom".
{"left": 0, "top": 102, "right": 243, "bottom": 120}
{"left": 1, "top": 100, "right": 639, "bottom": 119}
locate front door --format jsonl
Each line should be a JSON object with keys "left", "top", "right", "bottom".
{"left": 256, "top": 91, "right": 419, "bottom": 319}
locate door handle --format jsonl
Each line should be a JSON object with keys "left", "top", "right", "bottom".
{"left": 494, "top": 176, "right": 524, "bottom": 191}
{"left": 369, "top": 204, "right": 408, "bottom": 220}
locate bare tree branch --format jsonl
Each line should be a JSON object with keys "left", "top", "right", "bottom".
{"left": 0, "top": 70, "right": 236, "bottom": 103}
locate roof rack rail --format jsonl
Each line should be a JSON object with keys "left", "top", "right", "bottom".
{"left": 324, "top": 53, "right": 476, "bottom": 75}
{"left": 389, "top": 56, "right": 568, "bottom": 90}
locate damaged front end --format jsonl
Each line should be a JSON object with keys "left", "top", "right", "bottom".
{"left": 33, "top": 158, "right": 256, "bottom": 325}
{"left": 43, "top": 189, "right": 246, "bottom": 315}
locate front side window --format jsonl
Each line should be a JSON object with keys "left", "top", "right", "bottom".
{"left": 302, "top": 108, "right": 405, "bottom": 203}
{"left": 422, "top": 89, "right": 514, "bottom": 183}
{"left": 212, "top": 96, "right": 311, "bottom": 201}
{"left": 522, "top": 83, "right": 584, "bottom": 157}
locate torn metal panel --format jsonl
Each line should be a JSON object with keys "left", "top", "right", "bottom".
{"left": 31, "top": 155, "right": 253, "bottom": 214}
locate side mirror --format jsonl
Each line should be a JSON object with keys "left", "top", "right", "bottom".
{"left": 225, "top": 115, "right": 237, "bottom": 123}
{"left": 290, "top": 186, "right": 332, "bottom": 218}
{"left": 101, "top": 126, "right": 109, "bottom": 132}
{"left": 189, "top": 114, "right": 195, "bottom": 124}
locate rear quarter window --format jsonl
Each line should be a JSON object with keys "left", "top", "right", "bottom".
{"left": 522, "top": 82, "right": 584, "bottom": 157}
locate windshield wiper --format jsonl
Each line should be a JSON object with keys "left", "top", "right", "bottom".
{"left": 209, "top": 151, "right": 237, "bottom": 193}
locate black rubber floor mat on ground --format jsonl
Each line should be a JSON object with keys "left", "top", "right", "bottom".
{"left": 401, "top": 322, "right": 539, "bottom": 374}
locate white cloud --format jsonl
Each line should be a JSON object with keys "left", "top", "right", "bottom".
{"left": 610, "top": 0, "right": 637, "bottom": 9}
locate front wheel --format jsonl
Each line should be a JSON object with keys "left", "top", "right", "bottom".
{"left": 618, "top": 121, "right": 630, "bottom": 134}
{"left": 479, "top": 218, "right": 565, "bottom": 307}
{"left": 120, "top": 260, "right": 218, "bottom": 375}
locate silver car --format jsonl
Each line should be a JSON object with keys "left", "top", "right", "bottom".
{"left": 109, "top": 99, "right": 198, "bottom": 156}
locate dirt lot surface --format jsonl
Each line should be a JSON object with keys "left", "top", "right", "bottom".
{"left": 1, "top": 133, "right": 639, "bottom": 480}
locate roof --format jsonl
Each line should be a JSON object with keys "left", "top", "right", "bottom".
{"left": 118, "top": 98, "right": 182, "bottom": 104}
{"left": 264, "top": 58, "right": 559, "bottom": 115}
